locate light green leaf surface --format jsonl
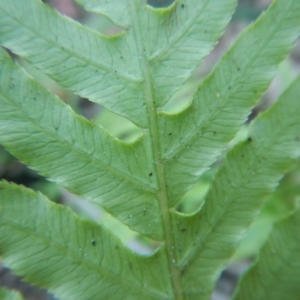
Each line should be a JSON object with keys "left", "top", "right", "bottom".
{"left": 0, "top": 48, "right": 162, "bottom": 240}
{"left": 0, "top": 288, "right": 23, "bottom": 300}
{"left": 0, "top": 0, "right": 300, "bottom": 299}
{"left": 140, "top": 0, "right": 237, "bottom": 107}
{"left": 233, "top": 161, "right": 300, "bottom": 261}
{"left": 233, "top": 208, "right": 300, "bottom": 300}
{"left": 171, "top": 76, "right": 300, "bottom": 298}
{"left": 68, "top": 0, "right": 238, "bottom": 109}
{"left": 0, "top": 0, "right": 236, "bottom": 126}
{"left": 0, "top": 182, "right": 172, "bottom": 300}
{"left": 0, "top": 0, "right": 145, "bottom": 126}
{"left": 161, "top": 0, "right": 300, "bottom": 205}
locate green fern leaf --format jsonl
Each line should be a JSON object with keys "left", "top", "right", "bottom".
{"left": 172, "top": 75, "right": 300, "bottom": 298}
{"left": 233, "top": 208, "right": 300, "bottom": 300}
{"left": 162, "top": 0, "right": 300, "bottom": 203}
{"left": 0, "top": 47, "right": 163, "bottom": 239}
{"left": 0, "top": 182, "right": 172, "bottom": 299}
{"left": 0, "top": 0, "right": 300, "bottom": 299}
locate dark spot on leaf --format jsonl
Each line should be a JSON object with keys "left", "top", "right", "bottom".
{"left": 91, "top": 240, "right": 96, "bottom": 246}
{"left": 237, "top": 67, "right": 241, "bottom": 71}
{"left": 181, "top": 3, "right": 185, "bottom": 8}
{"left": 228, "top": 86, "right": 231, "bottom": 90}
{"left": 181, "top": 267, "right": 186, "bottom": 276}
{"left": 248, "top": 137, "right": 253, "bottom": 142}
{"left": 168, "top": 132, "right": 172, "bottom": 136}
{"left": 147, "top": 0, "right": 174, "bottom": 8}
{"left": 120, "top": 56, "right": 123, "bottom": 59}
{"left": 213, "top": 131, "right": 216, "bottom": 135}
{"left": 149, "top": 172, "right": 153, "bottom": 176}
{"left": 115, "top": 245, "right": 119, "bottom": 250}
{"left": 181, "top": 228, "right": 186, "bottom": 232}
{"left": 129, "top": 262, "right": 133, "bottom": 270}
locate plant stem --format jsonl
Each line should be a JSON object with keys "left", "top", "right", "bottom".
{"left": 129, "top": 1, "right": 183, "bottom": 299}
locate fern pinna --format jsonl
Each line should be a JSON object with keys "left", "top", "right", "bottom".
{"left": 0, "top": 0, "right": 300, "bottom": 299}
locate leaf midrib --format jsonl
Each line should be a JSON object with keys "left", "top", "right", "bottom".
{"left": 128, "top": 1, "right": 183, "bottom": 299}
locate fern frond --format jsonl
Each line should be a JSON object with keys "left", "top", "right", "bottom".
{"left": 233, "top": 208, "right": 300, "bottom": 300}
{"left": 0, "top": 48, "right": 161, "bottom": 239}
{"left": 172, "top": 76, "right": 300, "bottom": 298}
{"left": 0, "top": 181, "right": 172, "bottom": 300}
{"left": 162, "top": 0, "right": 300, "bottom": 204}
{"left": 0, "top": 0, "right": 300, "bottom": 299}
